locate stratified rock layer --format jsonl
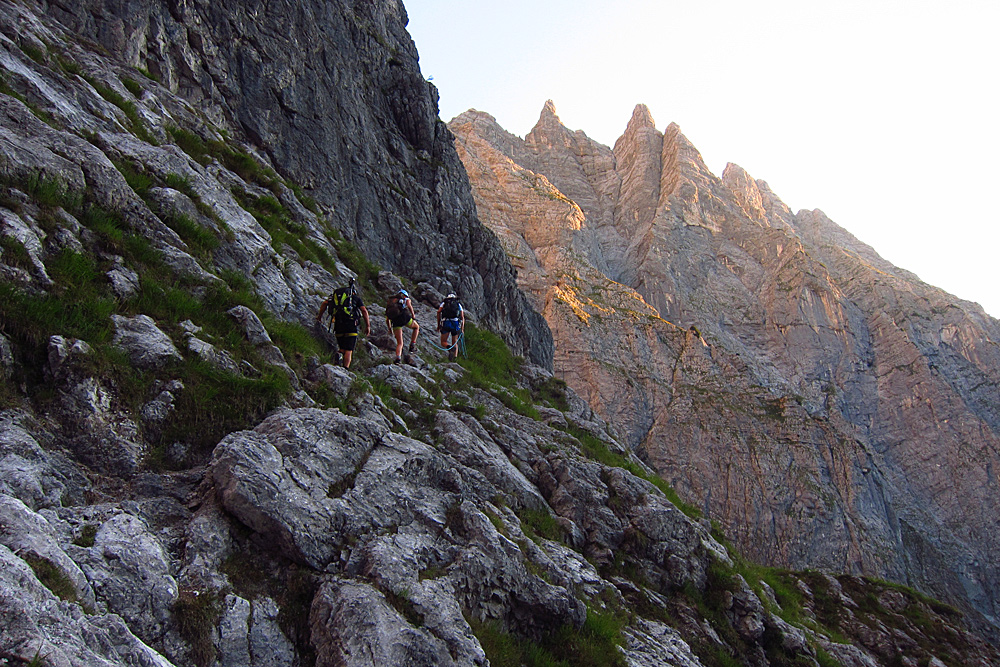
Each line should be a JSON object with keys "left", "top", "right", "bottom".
{"left": 451, "top": 102, "right": 1000, "bottom": 638}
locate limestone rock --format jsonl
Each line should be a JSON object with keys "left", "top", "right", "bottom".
{"left": 69, "top": 511, "right": 178, "bottom": 644}
{"left": 111, "top": 314, "right": 182, "bottom": 370}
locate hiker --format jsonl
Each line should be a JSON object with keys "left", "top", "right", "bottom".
{"left": 385, "top": 288, "right": 419, "bottom": 363}
{"left": 437, "top": 293, "right": 464, "bottom": 360}
{"left": 315, "top": 278, "right": 370, "bottom": 369}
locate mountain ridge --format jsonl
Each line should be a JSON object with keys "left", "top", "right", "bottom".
{"left": 2, "top": 0, "right": 1000, "bottom": 664}
{"left": 450, "top": 100, "right": 1000, "bottom": 640}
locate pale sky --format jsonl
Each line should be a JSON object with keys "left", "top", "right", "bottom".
{"left": 405, "top": 0, "right": 1000, "bottom": 318}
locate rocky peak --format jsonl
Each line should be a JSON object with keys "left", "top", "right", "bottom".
{"left": 449, "top": 109, "right": 526, "bottom": 164}
{"left": 721, "top": 162, "right": 767, "bottom": 224}
{"left": 525, "top": 99, "right": 573, "bottom": 150}
{"left": 627, "top": 103, "right": 657, "bottom": 131}
{"left": 613, "top": 104, "right": 664, "bottom": 237}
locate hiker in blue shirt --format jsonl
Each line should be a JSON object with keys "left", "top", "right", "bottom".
{"left": 437, "top": 293, "right": 464, "bottom": 360}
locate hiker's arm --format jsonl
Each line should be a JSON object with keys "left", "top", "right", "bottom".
{"left": 436, "top": 306, "right": 442, "bottom": 330}
{"left": 360, "top": 306, "right": 371, "bottom": 335}
{"left": 315, "top": 300, "right": 327, "bottom": 322}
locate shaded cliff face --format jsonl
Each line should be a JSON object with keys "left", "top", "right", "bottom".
{"left": 450, "top": 102, "right": 1000, "bottom": 637}
{"left": 44, "top": 0, "right": 552, "bottom": 367}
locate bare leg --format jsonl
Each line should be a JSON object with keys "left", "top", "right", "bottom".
{"left": 341, "top": 349, "right": 353, "bottom": 368}
{"left": 394, "top": 329, "right": 404, "bottom": 359}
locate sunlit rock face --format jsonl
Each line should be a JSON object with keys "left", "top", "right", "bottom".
{"left": 450, "top": 101, "right": 1000, "bottom": 637}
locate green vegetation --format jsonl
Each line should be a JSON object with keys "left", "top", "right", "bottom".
{"left": 219, "top": 547, "right": 318, "bottom": 665}
{"left": 1, "top": 235, "right": 33, "bottom": 271}
{"left": 0, "top": 170, "right": 338, "bottom": 463}
{"left": 173, "top": 588, "right": 222, "bottom": 667}
{"left": 0, "top": 72, "right": 57, "bottom": 127}
{"left": 85, "top": 75, "right": 156, "bottom": 144}
{"left": 334, "top": 237, "right": 381, "bottom": 290}
{"left": 564, "top": 424, "right": 701, "bottom": 519}
{"left": 517, "top": 507, "right": 565, "bottom": 544}
{"left": 468, "top": 606, "right": 627, "bottom": 667}
{"left": 121, "top": 76, "right": 143, "bottom": 97}
{"left": 72, "top": 524, "right": 98, "bottom": 548}
{"left": 167, "top": 125, "right": 280, "bottom": 190}
{"left": 24, "top": 555, "right": 78, "bottom": 604}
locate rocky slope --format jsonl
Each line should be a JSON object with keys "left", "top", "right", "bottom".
{"left": 37, "top": 0, "right": 552, "bottom": 368}
{"left": 1, "top": 1, "right": 998, "bottom": 665}
{"left": 450, "top": 102, "right": 1000, "bottom": 640}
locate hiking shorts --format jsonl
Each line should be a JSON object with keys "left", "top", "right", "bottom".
{"left": 442, "top": 319, "right": 462, "bottom": 334}
{"left": 336, "top": 333, "right": 358, "bottom": 351}
{"left": 391, "top": 315, "right": 414, "bottom": 330}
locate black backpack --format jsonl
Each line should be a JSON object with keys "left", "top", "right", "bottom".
{"left": 441, "top": 297, "right": 461, "bottom": 319}
{"left": 330, "top": 287, "right": 360, "bottom": 326}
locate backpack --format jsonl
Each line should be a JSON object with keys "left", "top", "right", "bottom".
{"left": 385, "top": 294, "right": 406, "bottom": 320}
{"left": 441, "top": 297, "right": 461, "bottom": 319}
{"left": 330, "top": 287, "right": 360, "bottom": 327}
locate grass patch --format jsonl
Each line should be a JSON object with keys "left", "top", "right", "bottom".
{"left": 86, "top": 76, "right": 156, "bottom": 144}
{"left": 162, "top": 211, "right": 219, "bottom": 262}
{"left": 24, "top": 555, "right": 78, "bottom": 603}
{"left": 167, "top": 126, "right": 279, "bottom": 189}
{"left": 173, "top": 587, "right": 222, "bottom": 667}
{"left": 114, "top": 158, "right": 154, "bottom": 197}
{"left": 517, "top": 508, "right": 565, "bottom": 544}
{"left": 468, "top": 606, "right": 627, "bottom": 667}
{"left": 532, "top": 375, "right": 569, "bottom": 412}
{"left": 0, "top": 250, "right": 115, "bottom": 347}
{"left": 234, "top": 188, "right": 335, "bottom": 268}
{"left": 121, "top": 76, "right": 143, "bottom": 97}
{"left": 72, "top": 524, "right": 98, "bottom": 548}
{"left": 1, "top": 235, "right": 33, "bottom": 271}
{"left": 22, "top": 172, "right": 83, "bottom": 211}
{"left": 158, "top": 362, "right": 290, "bottom": 459}
{"left": 334, "top": 237, "right": 381, "bottom": 289}
{"left": 384, "top": 588, "right": 424, "bottom": 627}
{"left": 564, "top": 425, "right": 701, "bottom": 519}
{"left": 457, "top": 321, "right": 523, "bottom": 390}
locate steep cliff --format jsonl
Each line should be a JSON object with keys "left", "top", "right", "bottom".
{"left": 40, "top": 0, "right": 552, "bottom": 368}
{"left": 451, "top": 102, "right": 1000, "bottom": 640}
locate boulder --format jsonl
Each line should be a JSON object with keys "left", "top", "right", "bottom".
{"left": 110, "top": 314, "right": 182, "bottom": 370}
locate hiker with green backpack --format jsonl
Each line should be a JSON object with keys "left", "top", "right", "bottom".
{"left": 315, "top": 278, "right": 370, "bottom": 369}
{"left": 385, "top": 289, "right": 419, "bottom": 364}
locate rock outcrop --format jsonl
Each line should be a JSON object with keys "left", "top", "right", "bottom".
{"left": 451, "top": 101, "right": 1000, "bottom": 640}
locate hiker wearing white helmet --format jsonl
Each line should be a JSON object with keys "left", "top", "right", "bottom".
{"left": 437, "top": 293, "right": 464, "bottom": 360}
{"left": 385, "top": 289, "right": 419, "bottom": 363}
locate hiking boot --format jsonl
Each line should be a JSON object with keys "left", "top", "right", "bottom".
{"left": 408, "top": 343, "right": 416, "bottom": 353}
{"left": 394, "top": 355, "right": 401, "bottom": 364}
